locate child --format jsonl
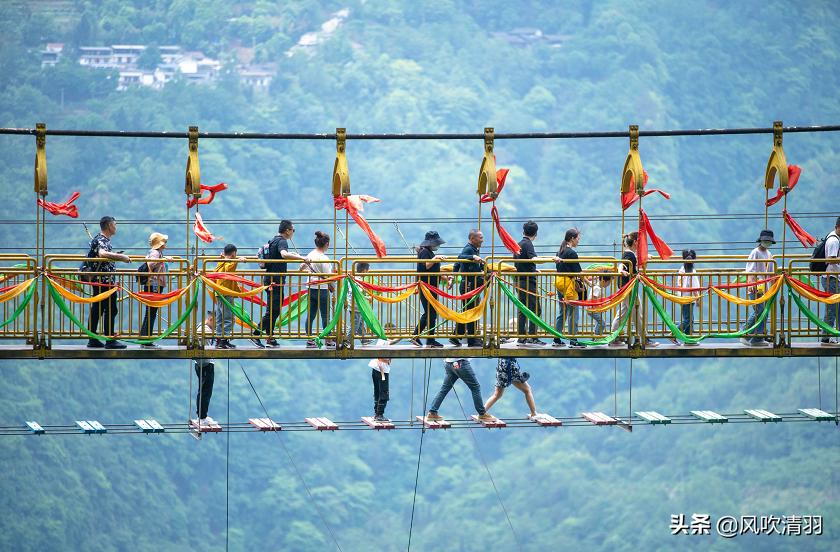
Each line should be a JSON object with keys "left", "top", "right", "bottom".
{"left": 586, "top": 275, "right": 611, "bottom": 335}
{"left": 676, "top": 249, "right": 701, "bottom": 345}
{"left": 214, "top": 244, "right": 245, "bottom": 349}
{"left": 368, "top": 339, "right": 391, "bottom": 421}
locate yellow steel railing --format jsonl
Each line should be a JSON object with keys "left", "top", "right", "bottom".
{"left": 0, "top": 254, "right": 38, "bottom": 344}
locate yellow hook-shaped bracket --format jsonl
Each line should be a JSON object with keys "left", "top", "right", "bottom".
{"left": 185, "top": 126, "right": 201, "bottom": 197}
{"left": 332, "top": 128, "right": 350, "bottom": 197}
{"left": 764, "top": 120, "right": 788, "bottom": 191}
{"left": 34, "top": 122, "right": 47, "bottom": 196}
{"left": 477, "top": 127, "right": 497, "bottom": 198}
{"left": 621, "top": 125, "right": 645, "bottom": 194}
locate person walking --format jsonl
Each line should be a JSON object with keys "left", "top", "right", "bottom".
{"left": 674, "top": 249, "right": 701, "bottom": 345}
{"left": 214, "top": 244, "right": 245, "bottom": 349}
{"left": 412, "top": 231, "right": 446, "bottom": 348}
{"left": 552, "top": 228, "right": 585, "bottom": 348}
{"left": 740, "top": 229, "right": 775, "bottom": 347}
{"left": 451, "top": 229, "right": 485, "bottom": 347}
{"left": 609, "top": 231, "right": 657, "bottom": 347}
{"left": 820, "top": 216, "right": 840, "bottom": 344}
{"left": 369, "top": 342, "right": 391, "bottom": 421}
{"left": 514, "top": 221, "right": 545, "bottom": 346}
{"left": 251, "top": 220, "right": 309, "bottom": 348}
{"left": 483, "top": 357, "right": 541, "bottom": 419}
{"left": 85, "top": 216, "right": 131, "bottom": 349}
{"left": 139, "top": 232, "right": 169, "bottom": 348}
{"left": 304, "top": 231, "right": 335, "bottom": 348}
{"left": 426, "top": 358, "right": 494, "bottom": 421}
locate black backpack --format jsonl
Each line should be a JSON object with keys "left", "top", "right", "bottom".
{"left": 136, "top": 262, "right": 149, "bottom": 286}
{"left": 810, "top": 233, "right": 838, "bottom": 272}
{"left": 78, "top": 240, "right": 100, "bottom": 283}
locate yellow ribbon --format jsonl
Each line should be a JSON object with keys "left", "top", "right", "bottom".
{"left": 47, "top": 277, "right": 120, "bottom": 304}
{"left": 369, "top": 285, "right": 418, "bottom": 304}
{"left": 200, "top": 276, "right": 269, "bottom": 298}
{"left": 419, "top": 284, "right": 489, "bottom": 324}
{"left": 0, "top": 278, "right": 36, "bottom": 303}
{"left": 641, "top": 276, "right": 704, "bottom": 305}
{"left": 710, "top": 277, "right": 783, "bottom": 306}
{"left": 123, "top": 281, "right": 195, "bottom": 308}
{"left": 787, "top": 277, "right": 840, "bottom": 305}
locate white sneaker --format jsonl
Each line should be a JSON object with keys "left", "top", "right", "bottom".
{"left": 739, "top": 338, "right": 751, "bottom": 346}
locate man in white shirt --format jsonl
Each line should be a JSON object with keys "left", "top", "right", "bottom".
{"left": 821, "top": 216, "right": 840, "bottom": 344}
{"left": 740, "top": 230, "right": 775, "bottom": 346}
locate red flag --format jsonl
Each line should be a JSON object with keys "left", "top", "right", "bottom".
{"left": 766, "top": 165, "right": 802, "bottom": 207}
{"left": 622, "top": 171, "right": 670, "bottom": 211}
{"left": 638, "top": 209, "right": 673, "bottom": 266}
{"left": 193, "top": 212, "right": 222, "bottom": 244}
{"left": 783, "top": 209, "right": 817, "bottom": 247}
{"left": 37, "top": 191, "right": 80, "bottom": 218}
{"left": 186, "top": 182, "right": 228, "bottom": 208}
{"left": 334, "top": 194, "right": 387, "bottom": 258}
{"left": 480, "top": 168, "right": 509, "bottom": 203}
{"left": 491, "top": 205, "right": 521, "bottom": 255}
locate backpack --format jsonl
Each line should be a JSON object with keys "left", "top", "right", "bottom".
{"left": 256, "top": 241, "right": 271, "bottom": 269}
{"left": 78, "top": 240, "right": 100, "bottom": 283}
{"left": 810, "top": 233, "right": 839, "bottom": 272}
{"left": 136, "top": 262, "right": 149, "bottom": 286}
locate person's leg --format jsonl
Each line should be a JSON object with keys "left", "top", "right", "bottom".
{"left": 103, "top": 292, "right": 119, "bottom": 338}
{"left": 258, "top": 286, "right": 281, "bottom": 335}
{"left": 140, "top": 284, "right": 159, "bottom": 336}
{"left": 554, "top": 293, "right": 565, "bottom": 339}
{"left": 528, "top": 279, "right": 540, "bottom": 335}
{"left": 195, "top": 360, "right": 215, "bottom": 419}
{"left": 823, "top": 276, "right": 839, "bottom": 333}
{"left": 222, "top": 301, "right": 233, "bottom": 337}
{"left": 429, "top": 364, "right": 458, "bottom": 413}
{"left": 484, "top": 386, "right": 505, "bottom": 412}
{"left": 378, "top": 371, "right": 390, "bottom": 416}
{"left": 567, "top": 305, "right": 578, "bottom": 335}
{"left": 427, "top": 292, "right": 438, "bottom": 338}
{"left": 610, "top": 299, "right": 628, "bottom": 333}
{"left": 415, "top": 293, "right": 430, "bottom": 335}
{"left": 319, "top": 289, "right": 330, "bottom": 333}
{"left": 306, "top": 289, "right": 317, "bottom": 335}
{"left": 456, "top": 359, "right": 486, "bottom": 415}
{"left": 512, "top": 381, "right": 537, "bottom": 416}
{"left": 354, "top": 310, "right": 365, "bottom": 338}
{"left": 589, "top": 311, "right": 605, "bottom": 334}
{"left": 679, "top": 303, "right": 690, "bottom": 334}
{"left": 371, "top": 368, "right": 381, "bottom": 414}
{"left": 516, "top": 285, "right": 528, "bottom": 336}
{"left": 88, "top": 283, "right": 103, "bottom": 334}
{"left": 214, "top": 300, "right": 224, "bottom": 338}
{"left": 743, "top": 290, "right": 758, "bottom": 334}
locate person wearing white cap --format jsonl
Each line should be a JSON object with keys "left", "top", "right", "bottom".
{"left": 139, "top": 232, "right": 169, "bottom": 347}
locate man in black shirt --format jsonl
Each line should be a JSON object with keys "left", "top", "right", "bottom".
{"left": 451, "top": 229, "right": 485, "bottom": 347}
{"left": 412, "top": 230, "right": 445, "bottom": 348}
{"left": 514, "top": 221, "right": 545, "bottom": 345}
{"left": 85, "top": 216, "right": 131, "bottom": 349}
{"left": 251, "top": 220, "right": 309, "bottom": 348}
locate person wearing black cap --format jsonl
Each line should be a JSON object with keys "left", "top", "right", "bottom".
{"left": 740, "top": 229, "right": 775, "bottom": 347}
{"left": 412, "top": 231, "right": 446, "bottom": 348}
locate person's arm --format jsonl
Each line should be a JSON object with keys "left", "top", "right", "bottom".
{"left": 279, "top": 249, "right": 308, "bottom": 262}
{"left": 98, "top": 247, "right": 130, "bottom": 263}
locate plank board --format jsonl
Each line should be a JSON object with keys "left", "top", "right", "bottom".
{"left": 690, "top": 410, "right": 728, "bottom": 423}
{"left": 530, "top": 413, "right": 563, "bottom": 427}
{"left": 75, "top": 420, "right": 94, "bottom": 434}
{"left": 88, "top": 421, "right": 107, "bottom": 434}
{"left": 248, "top": 417, "right": 282, "bottom": 431}
{"left": 305, "top": 417, "right": 338, "bottom": 430}
{"left": 582, "top": 412, "right": 618, "bottom": 425}
{"left": 189, "top": 418, "right": 223, "bottom": 432}
{"left": 471, "top": 415, "right": 507, "bottom": 428}
{"left": 134, "top": 419, "right": 154, "bottom": 433}
{"left": 635, "top": 411, "right": 672, "bottom": 424}
{"left": 146, "top": 420, "right": 165, "bottom": 433}
{"left": 416, "top": 415, "right": 452, "bottom": 429}
{"left": 744, "top": 409, "right": 781, "bottom": 422}
{"left": 798, "top": 408, "right": 836, "bottom": 421}
{"left": 361, "top": 416, "right": 396, "bottom": 430}
{"left": 25, "top": 421, "right": 45, "bottom": 434}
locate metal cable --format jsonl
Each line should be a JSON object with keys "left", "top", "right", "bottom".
{"left": 407, "top": 358, "right": 432, "bottom": 552}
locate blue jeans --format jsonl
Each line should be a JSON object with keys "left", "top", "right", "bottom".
{"left": 588, "top": 311, "right": 605, "bottom": 334}
{"left": 429, "top": 359, "right": 485, "bottom": 415}
{"left": 743, "top": 290, "right": 766, "bottom": 339}
{"left": 555, "top": 294, "right": 578, "bottom": 337}
{"left": 306, "top": 288, "right": 331, "bottom": 335}
{"left": 214, "top": 299, "right": 233, "bottom": 338}
{"left": 679, "top": 303, "right": 693, "bottom": 335}
{"left": 822, "top": 276, "right": 839, "bottom": 335}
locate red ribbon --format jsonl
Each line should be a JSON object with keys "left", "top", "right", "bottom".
{"left": 37, "top": 191, "right": 80, "bottom": 218}
{"left": 420, "top": 278, "right": 491, "bottom": 301}
{"left": 561, "top": 278, "right": 636, "bottom": 307}
{"left": 479, "top": 168, "right": 509, "bottom": 203}
{"left": 621, "top": 172, "right": 671, "bottom": 211}
{"left": 186, "top": 183, "right": 228, "bottom": 208}
{"left": 638, "top": 209, "right": 673, "bottom": 266}
{"left": 478, "top": 168, "right": 521, "bottom": 255}
{"left": 193, "top": 212, "right": 221, "bottom": 244}
{"left": 785, "top": 275, "right": 835, "bottom": 298}
{"left": 205, "top": 272, "right": 262, "bottom": 288}
{"left": 334, "top": 194, "right": 387, "bottom": 258}
{"left": 766, "top": 166, "right": 801, "bottom": 207}
{"left": 352, "top": 277, "right": 417, "bottom": 293}
{"left": 783, "top": 209, "right": 816, "bottom": 247}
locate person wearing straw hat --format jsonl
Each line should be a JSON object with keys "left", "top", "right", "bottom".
{"left": 139, "top": 232, "right": 169, "bottom": 348}
{"left": 411, "top": 230, "right": 446, "bottom": 348}
{"left": 740, "top": 229, "right": 775, "bottom": 347}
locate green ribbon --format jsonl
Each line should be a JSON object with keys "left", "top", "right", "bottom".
{"left": 643, "top": 283, "right": 778, "bottom": 343}
{"left": 787, "top": 288, "right": 840, "bottom": 336}
{"left": 0, "top": 283, "right": 36, "bottom": 329}
{"left": 314, "top": 278, "right": 348, "bottom": 348}
{"left": 347, "top": 278, "right": 386, "bottom": 340}
{"left": 497, "top": 280, "right": 637, "bottom": 345}
{"left": 277, "top": 294, "right": 308, "bottom": 328}
{"left": 47, "top": 280, "right": 198, "bottom": 344}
